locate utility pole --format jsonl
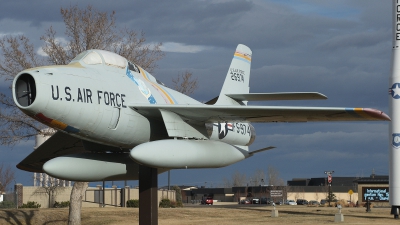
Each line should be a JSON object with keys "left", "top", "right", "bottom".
{"left": 324, "top": 171, "right": 334, "bottom": 206}
{"left": 168, "top": 171, "right": 170, "bottom": 190}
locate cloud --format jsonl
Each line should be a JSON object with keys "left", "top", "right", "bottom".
{"left": 316, "top": 30, "right": 389, "bottom": 51}
{"left": 253, "top": 125, "right": 388, "bottom": 157}
{"left": 160, "top": 42, "right": 211, "bottom": 53}
{"left": 0, "top": 32, "right": 23, "bottom": 38}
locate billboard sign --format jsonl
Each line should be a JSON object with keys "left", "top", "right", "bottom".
{"left": 362, "top": 187, "right": 389, "bottom": 202}
{"left": 270, "top": 190, "right": 283, "bottom": 197}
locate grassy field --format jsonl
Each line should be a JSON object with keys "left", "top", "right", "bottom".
{"left": 0, "top": 204, "right": 397, "bottom": 225}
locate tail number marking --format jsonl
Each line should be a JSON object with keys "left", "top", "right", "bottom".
{"left": 230, "top": 68, "right": 245, "bottom": 83}
{"left": 234, "top": 123, "right": 251, "bottom": 136}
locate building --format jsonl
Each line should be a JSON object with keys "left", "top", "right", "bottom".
{"left": 354, "top": 175, "right": 389, "bottom": 207}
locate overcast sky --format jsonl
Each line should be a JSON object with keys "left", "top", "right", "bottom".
{"left": 0, "top": 0, "right": 393, "bottom": 189}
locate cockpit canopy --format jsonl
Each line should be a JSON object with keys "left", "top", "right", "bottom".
{"left": 69, "top": 49, "right": 167, "bottom": 87}
{"left": 69, "top": 49, "right": 127, "bottom": 69}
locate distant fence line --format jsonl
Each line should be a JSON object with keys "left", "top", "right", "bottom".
{"left": 1, "top": 184, "right": 176, "bottom": 208}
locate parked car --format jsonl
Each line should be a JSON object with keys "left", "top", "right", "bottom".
{"left": 286, "top": 200, "right": 297, "bottom": 205}
{"left": 296, "top": 199, "right": 309, "bottom": 205}
{"left": 320, "top": 199, "right": 327, "bottom": 205}
{"left": 252, "top": 198, "right": 260, "bottom": 204}
{"left": 260, "top": 198, "right": 271, "bottom": 204}
{"left": 309, "top": 200, "right": 320, "bottom": 206}
{"left": 240, "top": 199, "right": 251, "bottom": 204}
{"left": 202, "top": 197, "right": 213, "bottom": 205}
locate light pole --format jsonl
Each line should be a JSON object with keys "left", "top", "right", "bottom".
{"left": 13, "top": 180, "right": 18, "bottom": 209}
{"left": 324, "top": 171, "right": 334, "bottom": 206}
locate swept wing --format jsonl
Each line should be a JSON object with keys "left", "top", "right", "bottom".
{"left": 129, "top": 104, "right": 390, "bottom": 123}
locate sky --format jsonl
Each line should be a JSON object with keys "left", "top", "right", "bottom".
{"left": 0, "top": 0, "right": 394, "bottom": 189}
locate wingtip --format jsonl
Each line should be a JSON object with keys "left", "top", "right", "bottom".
{"left": 363, "top": 108, "right": 391, "bottom": 121}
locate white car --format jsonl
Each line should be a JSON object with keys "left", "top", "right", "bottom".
{"left": 286, "top": 200, "right": 297, "bottom": 205}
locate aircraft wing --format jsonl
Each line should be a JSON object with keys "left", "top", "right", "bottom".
{"left": 17, "top": 131, "right": 88, "bottom": 172}
{"left": 17, "top": 131, "right": 131, "bottom": 172}
{"left": 129, "top": 104, "right": 390, "bottom": 123}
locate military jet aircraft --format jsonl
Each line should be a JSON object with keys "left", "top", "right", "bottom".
{"left": 12, "top": 44, "right": 389, "bottom": 181}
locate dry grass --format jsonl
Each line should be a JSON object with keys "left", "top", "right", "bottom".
{"left": 0, "top": 204, "right": 397, "bottom": 225}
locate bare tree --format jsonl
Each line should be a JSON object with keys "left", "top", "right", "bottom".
{"left": 40, "top": 5, "right": 164, "bottom": 73}
{"left": 285, "top": 185, "right": 293, "bottom": 200}
{"left": 266, "top": 166, "right": 284, "bottom": 186}
{"left": 315, "top": 190, "right": 319, "bottom": 202}
{"left": 0, "top": 163, "right": 15, "bottom": 193}
{"left": 0, "top": 35, "right": 47, "bottom": 146}
{"left": 223, "top": 171, "right": 247, "bottom": 187}
{"left": 172, "top": 71, "right": 198, "bottom": 95}
{"left": 68, "top": 182, "right": 88, "bottom": 225}
{"left": 34, "top": 176, "right": 66, "bottom": 208}
{"left": 250, "top": 169, "right": 266, "bottom": 186}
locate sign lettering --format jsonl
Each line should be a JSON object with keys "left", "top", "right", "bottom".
{"left": 51, "top": 85, "right": 127, "bottom": 108}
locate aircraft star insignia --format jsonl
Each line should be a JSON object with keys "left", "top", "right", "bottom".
{"left": 391, "top": 83, "right": 400, "bottom": 99}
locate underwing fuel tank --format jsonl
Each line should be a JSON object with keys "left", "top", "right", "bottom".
{"left": 129, "top": 139, "right": 248, "bottom": 168}
{"left": 43, "top": 153, "right": 166, "bottom": 182}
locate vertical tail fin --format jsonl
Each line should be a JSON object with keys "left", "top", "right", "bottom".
{"left": 216, "top": 44, "right": 252, "bottom": 106}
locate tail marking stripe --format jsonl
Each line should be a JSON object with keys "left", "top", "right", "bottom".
{"left": 139, "top": 67, "right": 177, "bottom": 104}
{"left": 234, "top": 52, "right": 251, "bottom": 64}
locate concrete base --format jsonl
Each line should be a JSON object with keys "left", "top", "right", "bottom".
{"left": 271, "top": 209, "right": 279, "bottom": 218}
{"left": 334, "top": 213, "right": 344, "bottom": 222}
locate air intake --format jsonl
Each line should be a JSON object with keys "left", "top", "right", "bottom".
{"left": 15, "top": 73, "right": 36, "bottom": 107}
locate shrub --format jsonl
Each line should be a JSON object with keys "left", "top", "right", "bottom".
{"left": 53, "top": 201, "right": 70, "bottom": 208}
{"left": 175, "top": 201, "right": 183, "bottom": 207}
{"left": 159, "top": 199, "right": 171, "bottom": 208}
{"left": 20, "top": 201, "right": 41, "bottom": 208}
{"left": 126, "top": 199, "right": 139, "bottom": 208}
{"left": 0, "top": 201, "right": 15, "bottom": 208}
{"left": 159, "top": 199, "right": 183, "bottom": 208}
{"left": 336, "top": 199, "right": 348, "bottom": 207}
{"left": 172, "top": 186, "right": 182, "bottom": 203}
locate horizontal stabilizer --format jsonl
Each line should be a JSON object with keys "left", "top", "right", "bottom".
{"left": 227, "top": 92, "right": 327, "bottom": 101}
{"left": 248, "top": 146, "right": 276, "bottom": 157}
{"left": 205, "top": 92, "right": 327, "bottom": 104}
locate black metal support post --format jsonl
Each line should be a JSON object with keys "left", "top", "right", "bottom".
{"left": 102, "top": 181, "right": 105, "bottom": 208}
{"left": 391, "top": 206, "right": 400, "bottom": 219}
{"left": 139, "top": 165, "right": 158, "bottom": 225}
{"left": 366, "top": 199, "right": 371, "bottom": 212}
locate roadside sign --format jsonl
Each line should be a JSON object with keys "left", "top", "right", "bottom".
{"left": 328, "top": 175, "right": 332, "bottom": 183}
{"left": 270, "top": 190, "right": 283, "bottom": 197}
